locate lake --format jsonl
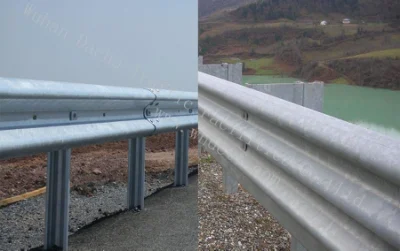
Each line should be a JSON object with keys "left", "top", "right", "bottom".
{"left": 243, "top": 75, "right": 400, "bottom": 139}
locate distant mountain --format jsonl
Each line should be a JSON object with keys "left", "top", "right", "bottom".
{"left": 231, "top": 0, "right": 400, "bottom": 22}
{"left": 199, "top": 0, "right": 257, "bottom": 18}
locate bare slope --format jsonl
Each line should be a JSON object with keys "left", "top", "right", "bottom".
{"left": 199, "top": 0, "right": 400, "bottom": 89}
{"left": 199, "top": 0, "right": 256, "bottom": 18}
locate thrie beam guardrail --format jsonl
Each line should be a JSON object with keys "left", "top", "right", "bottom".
{"left": 198, "top": 72, "right": 400, "bottom": 251}
{"left": 0, "top": 77, "right": 198, "bottom": 251}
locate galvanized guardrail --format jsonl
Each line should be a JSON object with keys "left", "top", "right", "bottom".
{"left": 198, "top": 72, "right": 400, "bottom": 251}
{"left": 0, "top": 77, "right": 198, "bottom": 250}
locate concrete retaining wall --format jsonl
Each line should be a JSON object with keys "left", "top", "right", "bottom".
{"left": 198, "top": 56, "right": 243, "bottom": 85}
{"left": 245, "top": 82, "right": 324, "bottom": 112}
{"left": 198, "top": 56, "right": 244, "bottom": 155}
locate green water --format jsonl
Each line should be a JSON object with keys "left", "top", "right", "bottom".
{"left": 324, "top": 84, "right": 400, "bottom": 136}
{"left": 243, "top": 75, "right": 400, "bottom": 138}
{"left": 243, "top": 75, "right": 300, "bottom": 84}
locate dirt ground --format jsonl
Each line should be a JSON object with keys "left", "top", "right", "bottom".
{"left": 0, "top": 131, "right": 198, "bottom": 200}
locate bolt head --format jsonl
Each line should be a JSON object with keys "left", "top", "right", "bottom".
{"left": 70, "top": 111, "right": 78, "bottom": 121}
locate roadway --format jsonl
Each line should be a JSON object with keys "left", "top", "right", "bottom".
{"left": 69, "top": 175, "right": 198, "bottom": 251}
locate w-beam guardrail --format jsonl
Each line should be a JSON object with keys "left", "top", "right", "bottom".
{"left": 0, "top": 77, "right": 198, "bottom": 250}
{"left": 198, "top": 72, "right": 400, "bottom": 251}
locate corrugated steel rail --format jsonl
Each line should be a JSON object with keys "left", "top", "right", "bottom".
{"left": 198, "top": 72, "right": 400, "bottom": 251}
{"left": 0, "top": 77, "right": 198, "bottom": 250}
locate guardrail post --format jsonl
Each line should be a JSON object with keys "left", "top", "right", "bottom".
{"left": 175, "top": 129, "right": 189, "bottom": 186}
{"left": 128, "top": 137, "right": 145, "bottom": 210}
{"left": 223, "top": 166, "right": 238, "bottom": 194}
{"left": 291, "top": 237, "right": 308, "bottom": 251}
{"left": 44, "top": 149, "right": 71, "bottom": 250}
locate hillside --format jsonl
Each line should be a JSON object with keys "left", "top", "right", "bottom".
{"left": 199, "top": 0, "right": 256, "bottom": 18}
{"left": 199, "top": 0, "right": 400, "bottom": 89}
{"left": 232, "top": 0, "right": 400, "bottom": 23}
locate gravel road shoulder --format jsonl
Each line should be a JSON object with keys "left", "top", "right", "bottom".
{"left": 0, "top": 166, "right": 197, "bottom": 251}
{"left": 198, "top": 155, "right": 291, "bottom": 251}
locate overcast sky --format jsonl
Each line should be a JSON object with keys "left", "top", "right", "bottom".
{"left": 0, "top": 1, "right": 197, "bottom": 91}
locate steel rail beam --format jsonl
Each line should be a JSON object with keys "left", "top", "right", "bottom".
{"left": 198, "top": 72, "right": 400, "bottom": 251}
{"left": 0, "top": 77, "right": 198, "bottom": 251}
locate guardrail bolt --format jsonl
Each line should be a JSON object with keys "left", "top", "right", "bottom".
{"left": 242, "top": 143, "right": 248, "bottom": 151}
{"left": 32, "top": 114, "right": 37, "bottom": 120}
{"left": 146, "top": 110, "right": 151, "bottom": 116}
{"left": 242, "top": 111, "right": 248, "bottom": 121}
{"left": 189, "top": 109, "right": 193, "bottom": 114}
{"left": 69, "top": 111, "right": 78, "bottom": 121}
{"left": 103, "top": 113, "right": 106, "bottom": 117}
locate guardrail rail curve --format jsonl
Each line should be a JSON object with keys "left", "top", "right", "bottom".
{"left": 0, "top": 77, "right": 198, "bottom": 250}
{"left": 198, "top": 72, "right": 400, "bottom": 251}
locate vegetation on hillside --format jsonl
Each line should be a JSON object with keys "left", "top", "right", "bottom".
{"left": 199, "top": 0, "right": 256, "bottom": 18}
{"left": 345, "top": 48, "right": 400, "bottom": 59}
{"left": 232, "top": 0, "right": 400, "bottom": 23}
{"left": 198, "top": 0, "right": 400, "bottom": 90}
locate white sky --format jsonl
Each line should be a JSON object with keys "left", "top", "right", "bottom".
{"left": 0, "top": 1, "right": 198, "bottom": 91}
